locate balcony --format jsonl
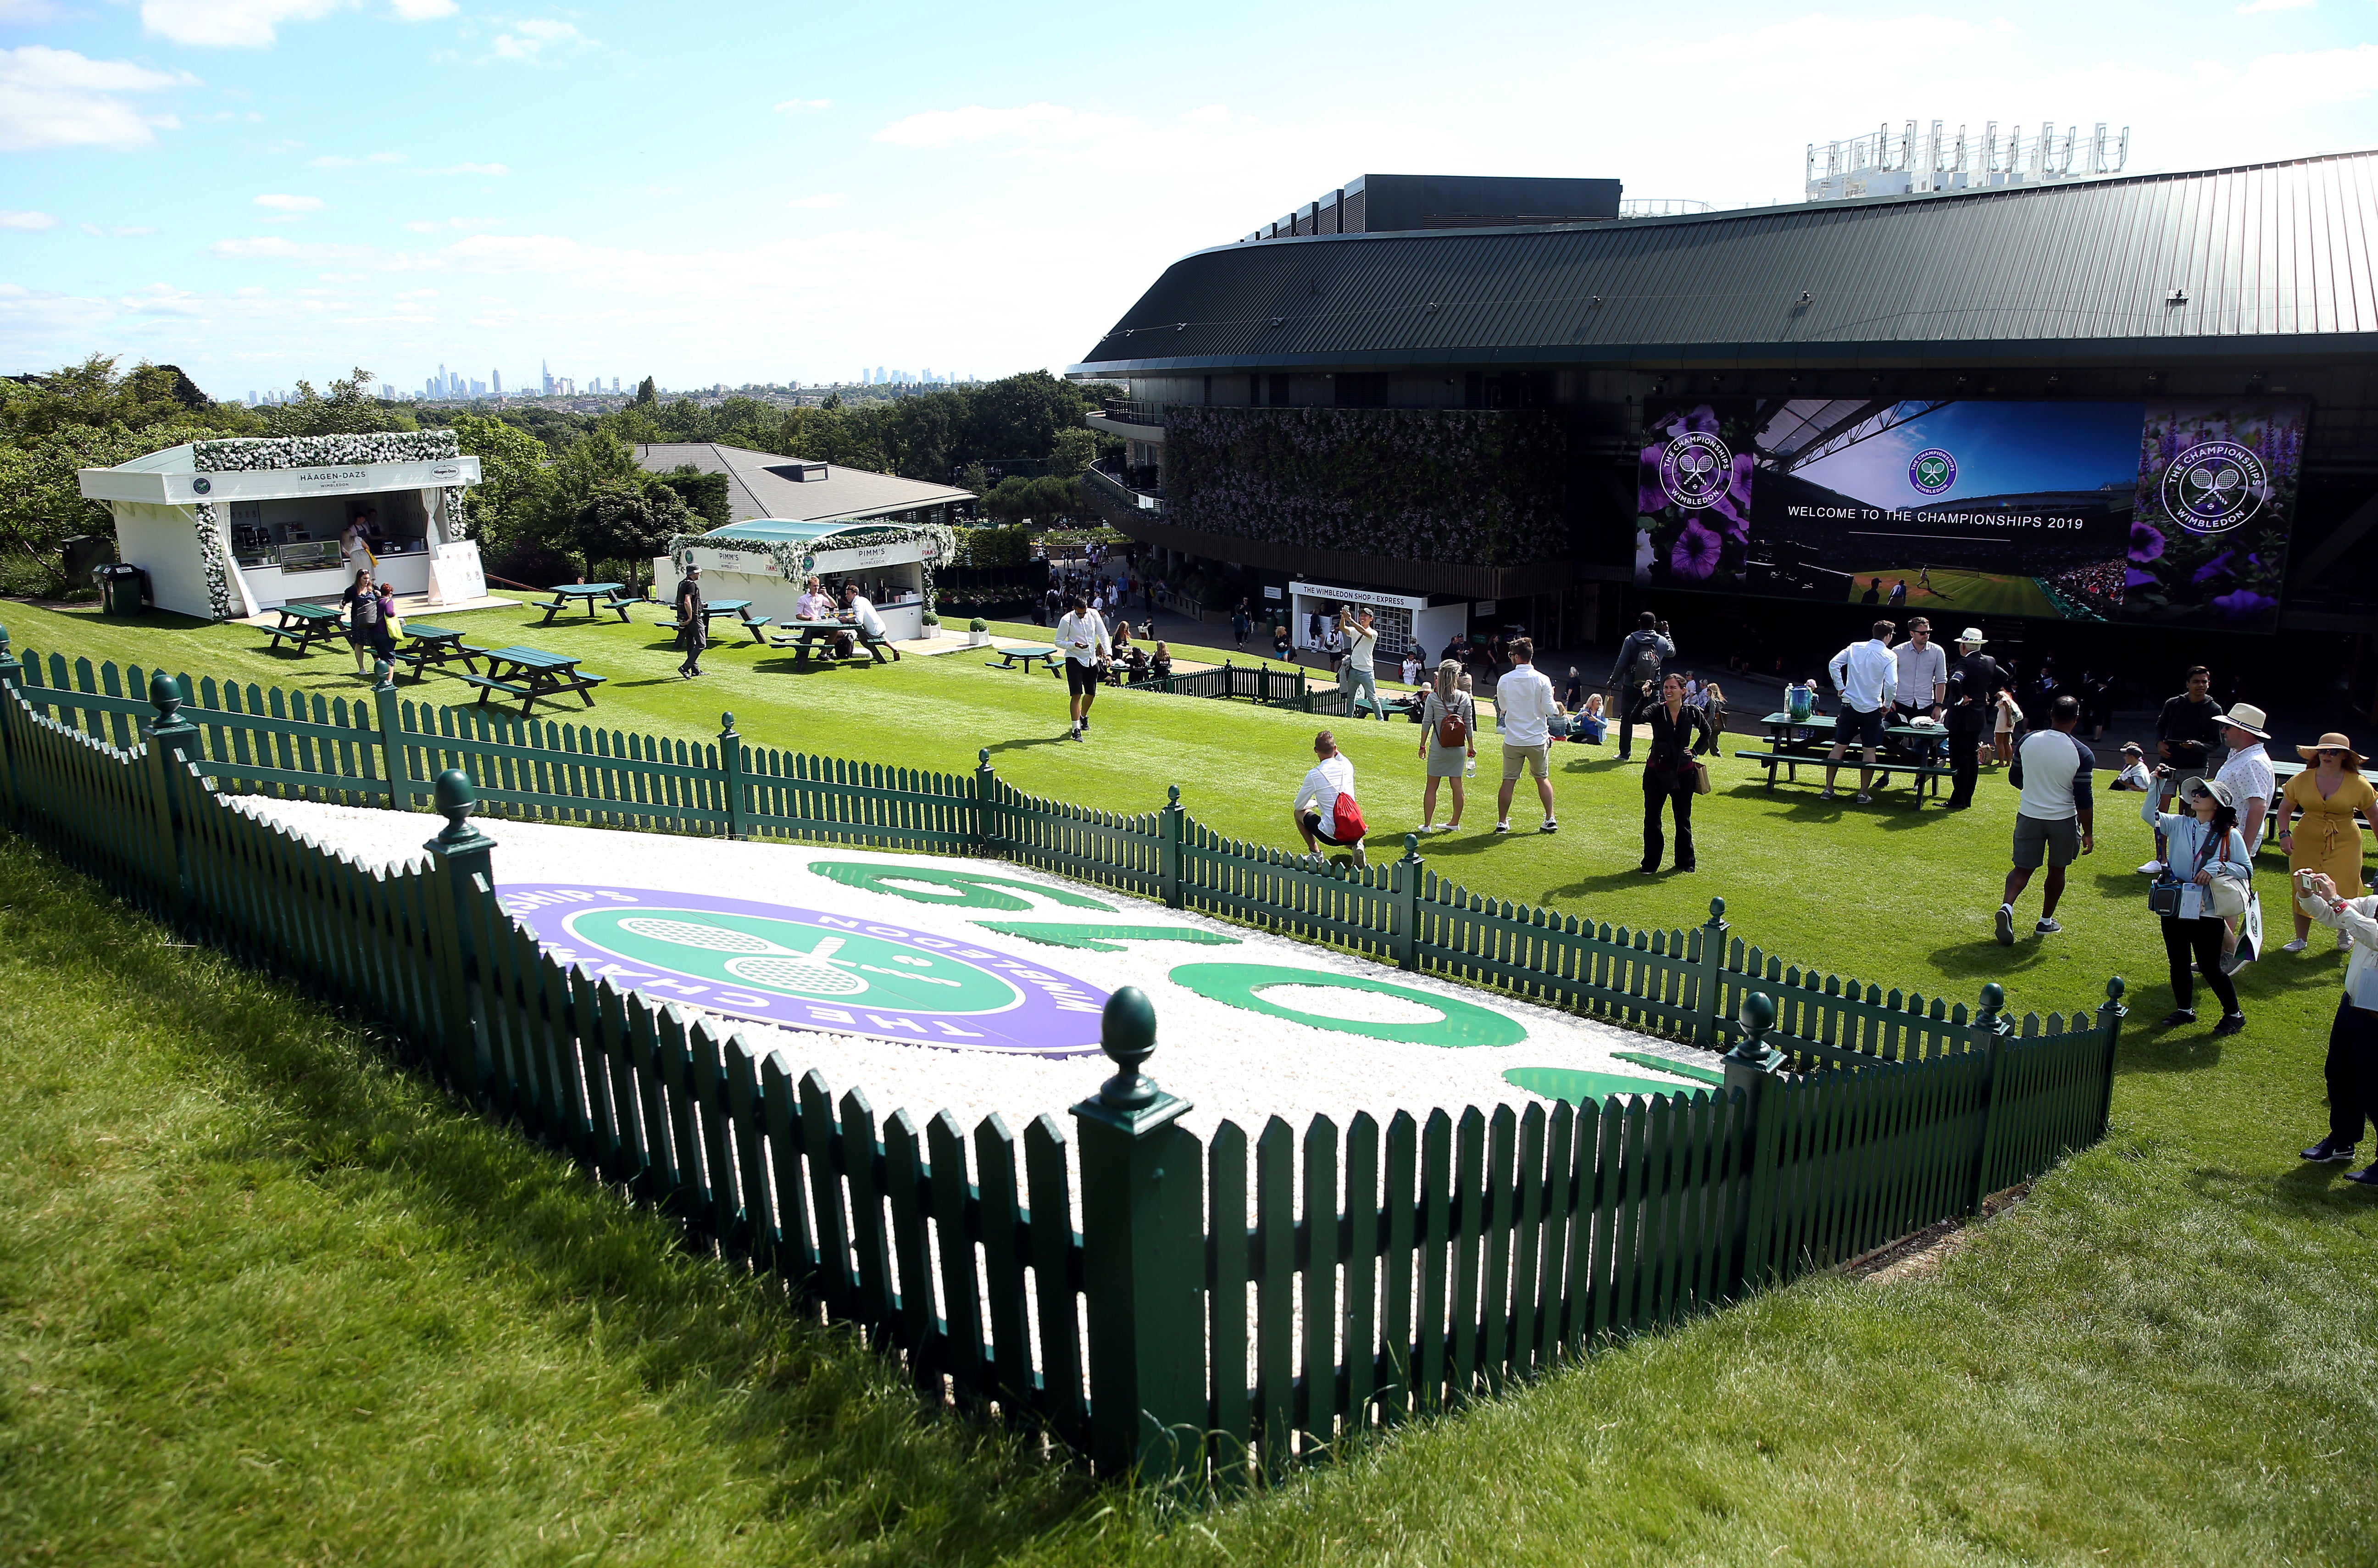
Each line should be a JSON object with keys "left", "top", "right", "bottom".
{"left": 1082, "top": 463, "right": 1163, "bottom": 522}
{"left": 1087, "top": 400, "right": 1166, "bottom": 440}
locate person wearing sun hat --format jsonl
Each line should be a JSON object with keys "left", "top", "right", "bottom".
{"left": 2211, "top": 701, "right": 2278, "bottom": 973}
{"left": 2279, "top": 734, "right": 2376, "bottom": 954}
{"left": 1939, "top": 627, "right": 2004, "bottom": 811}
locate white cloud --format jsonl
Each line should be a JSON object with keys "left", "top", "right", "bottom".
{"left": 490, "top": 18, "right": 586, "bottom": 61}
{"left": 253, "top": 193, "right": 325, "bottom": 211}
{"left": 773, "top": 97, "right": 830, "bottom": 113}
{"left": 140, "top": 0, "right": 340, "bottom": 47}
{"left": 0, "top": 209, "right": 59, "bottom": 231}
{"left": 1183, "top": 104, "right": 1234, "bottom": 125}
{"left": 210, "top": 235, "right": 368, "bottom": 259}
{"left": 82, "top": 222, "right": 159, "bottom": 236}
{"left": 785, "top": 193, "right": 846, "bottom": 210}
{"left": 424, "top": 161, "right": 509, "bottom": 176}
{"left": 2237, "top": 0, "right": 2316, "bottom": 11}
{"left": 0, "top": 46, "right": 195, "bottom": 152}
{"left": 0, "top": 0, "right": 61, "bottom": 21}
{"left": 2227, "top": 42, "right": 2378, "bottom": 102}
{"left": 386, "top": 0, "right": 456, "bottom": 17}
{"left": 311, "top": 150, "right": 407, "bottom": 167}
{"left": 402, "top": 220, "right": 439, "bottom": 231}
{"left": 874, "top": 101, "right": 1136, "bottom": 150}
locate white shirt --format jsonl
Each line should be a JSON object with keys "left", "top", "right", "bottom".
{"left": 845, "top": 595, "right": 886, "bottom": 639}
{"left": 1683, "top": 678, "right": 1701, "bottom": 702}
{"left": 1495, "top": 662, "right": 1558, "bottom": 747}
{"left": 1055, "top": 609, "right": 1109, "bottom": 666}
{"left": 1892, "top": 639, "right": 1948, "bottom": 708}
{"left": 2300, "top": 890, "right": 2378, "bottom": 1009}
{"left": 1347, "top": 625, "right": 1377, "bottom": 670}
{"left": 1828, "top": 639, "right": 1899, "bottom": 714}
{"left": 2215, "top": 741, "right": 2275, "bottom": 810}
{"left": 2114, "top": 761, "right": 2154, "bottom": 791}
{"left": 1294, "top": 752, "right": 1356, "bottom": 823}
{"left": 1401, "top": 655, "right": 1421, "bottom": 684}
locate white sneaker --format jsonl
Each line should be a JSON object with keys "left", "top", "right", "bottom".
{"left": 1541, "top": 819, "right": 1558, "bottom": 834}
{"left": 1494, "top": 821, "right": 1511, "bottom": 834}
{"left": 2281, "top": 939, "right": 2309, "bottom": 954}
{"left": 2137, "top": 859, "right": 2166, "bottom": 875}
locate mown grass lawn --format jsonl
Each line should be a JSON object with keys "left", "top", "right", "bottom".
{"left": 3, "top": 595, "right": 2377, "bottom": 1564}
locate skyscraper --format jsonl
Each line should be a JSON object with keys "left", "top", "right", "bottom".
{"left": 493, "top": 368, "right": 503, "bottom": 397}
{"left": 541, "top": 359, "right": 553, "bottom": 396}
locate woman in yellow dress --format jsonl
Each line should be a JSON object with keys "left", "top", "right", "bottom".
{"left": 2279, "top": 733, "right": 2376, "bottom": 952}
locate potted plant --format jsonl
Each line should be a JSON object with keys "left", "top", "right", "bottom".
{"left": 968, "top": 616, "right": 989, "bottom": 647}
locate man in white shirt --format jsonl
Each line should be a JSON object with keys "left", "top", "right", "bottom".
{"left": 2212, "top": 701, "right": 2278, "bottom": 973}
{"left": 2295, "top": 866, "right": 2378, "bottom": 1184}
{"left": 1996, "top": 694, "right": 2095, "bottom": 945}
{"left": 1291, "top": 728, "right": 1365, "bottom": 868}
{"left": 1494, "top": 636, "right": 1560, "bottom": 835}
{"left": 1343, "top": 610, "right": 1381, "bottom": 718}
{"left": 1891, "top": 617, "right": 1948, "bottom": 722}
{"left": 1823, "top": 621, "right": 1900, "bottom": 804}
{"left": 840, "top": 582, "right": 886, "bottom": 644}
{"left": 1054, "top": 593, "right": 1110, "bottom": 741}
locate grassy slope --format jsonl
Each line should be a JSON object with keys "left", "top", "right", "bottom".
{"left": 2, "top": 597, "right": 2376, "bottom": 1564}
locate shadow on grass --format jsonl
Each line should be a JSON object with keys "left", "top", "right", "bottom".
{"left": 0, "top": 840, "right": 1094, "bottom": 1561}
{"left": 984, "top": 732, "right": 1082, "bottom": 755}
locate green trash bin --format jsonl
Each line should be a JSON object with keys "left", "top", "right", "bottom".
{"left": 96, "top": 563, "right": 146, "bottom": 617}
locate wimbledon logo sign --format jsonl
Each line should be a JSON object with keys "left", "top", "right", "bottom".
{"left": 2159, "top": 440, "right": 2268, "bottom": 535}
{"left": 1657, "top": 431, "right": 1734, "bottom": 511}
{"left": 500, "top": 885, "right": 1111, "bottom": 1056}
{"left": 1908, "top": 448, "right": 1957, "bottom": 496}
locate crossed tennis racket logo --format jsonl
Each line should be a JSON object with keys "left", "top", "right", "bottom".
{"left": 613, "top": 916, "right": 961, "bottom": 997}
{"left": 2181, "top": 459, "right": 2246, "bottom": 511}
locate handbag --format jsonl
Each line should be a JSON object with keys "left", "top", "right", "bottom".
{"left": 1691, "top": 758, "right": 1712, "bottom": 795}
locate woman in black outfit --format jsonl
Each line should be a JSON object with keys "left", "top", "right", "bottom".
{"left": 1630, "top": 673, "right": 1716, "bottom": 873}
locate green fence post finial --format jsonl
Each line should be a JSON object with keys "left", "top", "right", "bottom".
{"left": 1159, "top": 785, "right": 1184, "bottom": 910}
{"left": 1693, "top": 895, "right": 1731, "bottom": 1049}
{"left": 2092, "top": 974, "right": 2127, "bottom": 1138}
{"left": 1072, "top": 986, "right": 1204, "bottom": 1484}
{"left": 1724, "top": 988, "right": 1786, "bottom": 1298}
{"left": 718, "top": 712, "right": 747, "bottom": 840}
{"left": 144, "top": 670, "right": 200, "bottom": 761}
{"left": 1966, "top": 979, "right": 2017, "bottom": 1215}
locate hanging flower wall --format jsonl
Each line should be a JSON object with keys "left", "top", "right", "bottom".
{"left": 191, "top": 501, "right": 237, "bottom": 621}
{"left": 1162, "top": 407, "right": 1567, "bottom": 567}
{"left": 192, "top": 431, "right": 461, "bottom": 472}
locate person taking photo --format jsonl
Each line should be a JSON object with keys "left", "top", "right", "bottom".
{"left": 2141, "top": 776, "right": 2252, "bottom": 1036}
{"left": 2295, "top": 864, "right": 2378, "bottom": 1185}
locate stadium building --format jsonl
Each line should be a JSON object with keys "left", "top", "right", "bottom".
{"left": 1067, "top": 154, "right": 2378, "bottom": 690}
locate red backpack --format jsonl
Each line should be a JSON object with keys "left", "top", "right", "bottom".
{"left": 1330, "top": 790, "right": 1367, "bottom": 844}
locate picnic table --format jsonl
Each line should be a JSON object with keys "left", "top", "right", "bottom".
{"left": 769, "top": 618, "right": 901, "bottom": 666}
{"left": 690, "top": 598, "right": 774, "bottom": 645}
{"left": 534, "top": 583, "right": 635, "bottom": 625}
{"left": 985, "top": 643, "right": 1058, "bottom": 672}
{"left": 260, "top": 601, "right": 347, "bottom": 656}
{"left": 456, "top": 645, "right": 606, "bottom": 715}
{"left": 1735, "top": 710, "right": 1956, "bottom": 803}
{"left": 389, "top": 623, "right": 483, "bottom": 683}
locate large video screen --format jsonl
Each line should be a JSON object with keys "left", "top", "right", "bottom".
{"left": 1634, "top": 397, "right": 2309, "bottom": 630}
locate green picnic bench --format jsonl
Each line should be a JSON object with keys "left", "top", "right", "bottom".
{"left": 692, "top": 599, "right": 774, "bottom": 644}
{"left": 771, "top": 620, "right": 900, "bottom": 665}
{"left": 458, "top": 645, "right": 606, "bottom": 715}
{"left": 534, "top": 584, "right": 635, "bottom": 625}
{"left": 986, "top": 643, "right": 1057, "bottom": 672}
{"left": 260, "top": 601, "right": 346, "bottom": 656}
{"left": 388, "top": 623, "right": 482, "bottom": 683}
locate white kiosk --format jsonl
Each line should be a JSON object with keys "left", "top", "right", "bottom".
{"left": 1287, "top": 580, "right": 1469, "bottom": 666}
{"left": 77, "top": 433, "right": 481, "bottom": 621}
{"left": 657, "top": 518, "right": 945, "bottom": 642}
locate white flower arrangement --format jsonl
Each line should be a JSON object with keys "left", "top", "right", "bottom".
{"left": 192, "top": 431, "right": 460, "bottom": 473}
{"left": 191, "top": 501, "right": 237, "bottom": 622}
{"left": 667, "top": 520, "right": 958, "bottom": 613}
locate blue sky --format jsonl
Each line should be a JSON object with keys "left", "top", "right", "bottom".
{"left": 1, "top": 0, "right": 2374, "bottom": 398}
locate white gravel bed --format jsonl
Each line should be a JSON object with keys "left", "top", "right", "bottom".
{"left": 233, "top": 797, "right": 1716, "bottom": 1142}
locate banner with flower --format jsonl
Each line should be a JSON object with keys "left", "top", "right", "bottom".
{"left": 2122, "top": 401, "right": 2306, "bottom": 632}
{"left": 1636, "top": 402, "right": 1755, "bottom": 591}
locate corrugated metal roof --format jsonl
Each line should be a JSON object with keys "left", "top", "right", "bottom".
{"left": 1070, "top": 150, "right": 2378, "bottom": 374}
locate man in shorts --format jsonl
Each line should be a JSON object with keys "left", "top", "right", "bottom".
{"left": 1054, "top": 593, "right": 1110, "bottom": 741}
{"left": 1494, "top": 635, "right": 1559, "bottom": 834}
{"left": 1997, "top": 694, "right": 2096, "bottom": 945}
{"left": 1823, "top": 621, "right": 1899, "bottom": 804}
{"left": 1291, "top": 729, "right": 1365, "bottom": 868}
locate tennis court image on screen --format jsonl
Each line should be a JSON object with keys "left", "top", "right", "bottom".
{"left": 1742, "top": 399, "right": 2139, "bottom": 621}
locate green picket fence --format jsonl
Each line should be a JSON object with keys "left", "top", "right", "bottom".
{"left": 0, "top": 650, "right": 2127, "bottom": 1487}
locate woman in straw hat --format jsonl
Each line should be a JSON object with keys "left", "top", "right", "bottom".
{"left": 2279, "top": 734, "right": 2376, "bottom": 953}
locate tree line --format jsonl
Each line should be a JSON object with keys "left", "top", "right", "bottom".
{"left": 0, "top": 358, "right": 1123, "bottom": 596}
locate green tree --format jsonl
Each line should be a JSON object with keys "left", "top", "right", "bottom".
{"left": 258, "top": 367, "right": 417, "bottom": 437}
{"left": 1047, "top": 427, "right": 1099, "bottom": 479}
{"left": 572, "top": 481, "right": 688, "bottom": 589}
{"left": 653, "top": 464, "right": 729, "bottom": 530}
{"left": 446, "top": 411, "right": 553, "bottom": 558}
{"left": 633, "top": 375, "right": 658, "bottom": 408}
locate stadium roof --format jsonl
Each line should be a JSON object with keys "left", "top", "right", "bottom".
{"left": 633, "top": 443, "right": 972, "bottom": 525}
{"left": 1069, "top": 149, "right": 2378, "bottom": 375}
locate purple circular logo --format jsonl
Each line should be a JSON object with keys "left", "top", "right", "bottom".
{"left": 499, "top": 884, "right": 1111, "bottom": 1057}
{"left": 1908, "top": 449, "right": 1956, "bottom": 496}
